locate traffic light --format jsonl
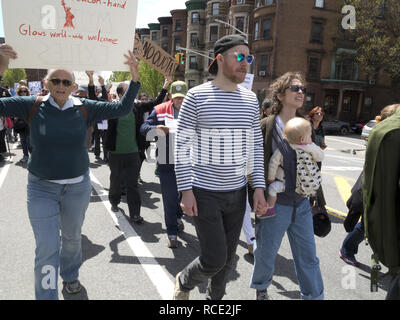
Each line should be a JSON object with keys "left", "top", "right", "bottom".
{"left": 175, "top": 53, "right": 186, "bottom": 65}
{"left": 175, "top": 53, "right": 181, "bottom": 63}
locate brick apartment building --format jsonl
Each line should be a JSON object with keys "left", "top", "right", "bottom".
{"left": 1, "top": 1, "right": 395, "bottom": 121}
{"left": 139, "top": 0, "right": 396, "bottom": 122}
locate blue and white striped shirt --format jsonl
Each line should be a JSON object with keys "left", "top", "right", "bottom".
{"left": 175, "top": 82, "right": 266, "bottom": 192}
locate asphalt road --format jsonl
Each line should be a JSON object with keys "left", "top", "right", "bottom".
{"left": 0, "top": 134, "right": 390, "bottom": 301}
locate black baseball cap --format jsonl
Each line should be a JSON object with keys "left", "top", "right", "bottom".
{"left": 208, "top": 34, "right": 249, "bottom": 75}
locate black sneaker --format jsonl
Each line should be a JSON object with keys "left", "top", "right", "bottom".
{"left": 256, "top": 289, "right": 271, "bottom": 300}
{"left": 130, "top": 215, "right": 144, "bottom": 224}
{"left": 167, "top": 235, "right": 179, "bottom": 249}
{"left": 111, "top": 205, "right": 119, "bottom": 213}
{"left": 63, "top": 280, "right": 82, "bottom": 294}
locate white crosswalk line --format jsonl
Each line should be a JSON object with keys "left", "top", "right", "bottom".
{"left": 89, "top": 171, "right": 174, "bottom": 300}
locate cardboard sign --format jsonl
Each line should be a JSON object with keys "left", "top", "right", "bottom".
{"left": 2, "top": 0, "right": 138, "bottom": 71}
{"left": 134, "top": 33, "right": 178, "bottom": 77}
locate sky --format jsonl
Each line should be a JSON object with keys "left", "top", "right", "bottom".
{"left": 0, "top": 0, "right": 188, "bottom": 37}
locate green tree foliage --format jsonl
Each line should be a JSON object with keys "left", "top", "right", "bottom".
{"left": 137, "top": 61, "right": 165, "bottom": 98}
{"left": 345, "top": 0, "right": 400, "bottom": 88}
{"left": 108, "top": 71, "right": 131, "bottom": 82}
{"left": 108, "top": 62, "right": 166, "bottom": 98}
{"left": 1, "top": 68, "right": 27, "bottom": 88}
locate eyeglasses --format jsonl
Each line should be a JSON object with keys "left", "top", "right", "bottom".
{"left": 18, "top": 90, "right": 28, "bottom": 94}
{"left": 234, "top": 52, "right": 254, "bottom": 64}
{"left": 287, "top": 85, "right": 307, "bottom": 94}
{"left": 48, "top": 78, "right": 73, "bottom": 87}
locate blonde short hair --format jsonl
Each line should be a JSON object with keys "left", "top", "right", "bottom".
{"left": 284, "top": 117, "right": 311, "bottom": 144}
{"left": 375, "top": 104, "right": 400, "bottom": 122}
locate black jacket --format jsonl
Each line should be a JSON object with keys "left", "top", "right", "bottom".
{"left": 105, "top": 89, "right": 168, "bottom": 152}
{"left": 344, "top": 172, "right": 363, "bottom": 232}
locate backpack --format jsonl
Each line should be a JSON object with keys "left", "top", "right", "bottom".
{"left": 28, "top": 96, "right": 92, "bottom": 149}
{"left": 13, "top": 118, "right": 27, "bottom": 132}
{"left": 363, "top": 110, "right": 400, "bottom": 292}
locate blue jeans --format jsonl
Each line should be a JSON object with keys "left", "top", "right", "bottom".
{"left": 158, "top": 164, "right": 183, "bottom": 236}
{"left": 27, "top": 171, "right": 92, "bottom": 300}
{"left": 250, "top": 198, "right": 324, "bottom": 300}
{"left": 340, "top": 221, "right": 364, "bottom": 258}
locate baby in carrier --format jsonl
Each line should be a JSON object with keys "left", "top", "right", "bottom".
{"left": 261, "top": 117, "right": 324, "bottom": 218}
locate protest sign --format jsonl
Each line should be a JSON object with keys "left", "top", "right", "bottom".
{"left": 134, "top": 33, "right": 178, "bottom": 77}
{"left": 239, "top": 73, "right": 254, "bottom": 91}
{"left": 1, "top": 0, "right": 138, "bottom": 71}
{"left": 28, "top": 81, "right": 43, "bottom": 95}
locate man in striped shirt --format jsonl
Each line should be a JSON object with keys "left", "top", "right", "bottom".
{"left": 173, "top": 35, "right": 267, "bottom": 300}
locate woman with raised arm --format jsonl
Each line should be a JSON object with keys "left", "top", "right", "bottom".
{"left": 0, "top": 44, "right": 140, "bottom": 300}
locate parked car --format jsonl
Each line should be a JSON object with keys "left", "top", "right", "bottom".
{"left": 322, "top": 119, "right": 351, "bottom": 135}
{"left": 351, "top": 122, "right": 365, "bottom": 134}
{"left": 361, "top": 120, "right": 377, "bottom": 141}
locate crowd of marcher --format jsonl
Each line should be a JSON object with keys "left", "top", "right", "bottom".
{"left": 0, "top": 34, "right": 398, "bottom": 301}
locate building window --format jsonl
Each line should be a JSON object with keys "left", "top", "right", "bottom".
{"left": 162, "top": 43, "right": 168, "bottom": 52}
{"left": 188, "top": 80, "right": 196, "bottom": 89}
{"left": 266, "top": 0, "right": 273, "bottom": 5}
{"left": 190, "top": 33, "right": 199, "bottom": 47}
{"left": 235, "top": 17, "right": 245, "bottom": 33}
{"left": 237, "top": 0, "right": 245, "bottom": 4}
{"left": 209, "top": 25, "right": 219, "bottom": 42}
{"left": 192, "top": 12, "right": 199, "bottom": 24}
{"left": 258, "top": 54, "right": 269, "bottom": 76}
{"left": 208, "top": 50, "right": 214, "bottom": 65}
{"left": 261, "top": 18, "right": 272, "bottom": 39}
{"left": 162, "top": 26, "right": 168, "bottom": 37}
{"left": 315, "top": 0, "right": 324, "bottom": 8}
{"left": 212, "top": 3, "right": 219, "bottom": 16}
{"left": 151, "top": 32, "right": 157, "bottom": 41}
{"left": 189, "top": 56, "right": 197, "bottom": 69}
{"left": 308, "top": 57, "right": 320, "bottom": 80}
{"left": 254, "top": 21, "right": 259, "bottom": 40}
{"left": 306, "top": 93, "right": 315, "bottom": 111}
{"left": 311, "top": 22, "right": 323, "bottom": 43}
{"left": 175, "top": 20, "right": 182, "bottom": 31}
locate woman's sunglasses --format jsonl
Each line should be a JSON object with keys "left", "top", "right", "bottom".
{"left": 18, "top": 90, "right": 29, "bottom": 94}
{"left": 234, "top": 52, "right": 254, "bottom": 64}
{"left": 287, "top": 85, "right": 307, "bottom": 94}
{"left": 49, "top": 78, "right": 73, "bottom": 87}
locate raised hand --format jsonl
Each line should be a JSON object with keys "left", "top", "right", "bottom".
{"left": 123, "top": 50, "right": 139, "bottom": 83}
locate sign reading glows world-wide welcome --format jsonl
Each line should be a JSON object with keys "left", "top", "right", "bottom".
{"left": 2, "top": 0, "right": 138, "bottom": 71}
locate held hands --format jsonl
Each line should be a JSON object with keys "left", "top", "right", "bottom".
{"left": 124, "top": 50, "right": 139, "bottom": 83}
{"left": 253, "top": 188, "right": 268, "bottom": 216}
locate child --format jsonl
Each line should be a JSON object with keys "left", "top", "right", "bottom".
{"left": 259, "top": 117, "right": 324, "bottom": 218}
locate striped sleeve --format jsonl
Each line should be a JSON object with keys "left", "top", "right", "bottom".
{"left": 175, "top": 90, "right": 198, "bottom": 191}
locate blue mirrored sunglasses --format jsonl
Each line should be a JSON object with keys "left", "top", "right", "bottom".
{"left": 235, "top": 53, "right": 254, "bottom": 64}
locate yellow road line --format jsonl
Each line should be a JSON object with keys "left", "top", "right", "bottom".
{"left": 325, "top": 206, "right": 346, "bottom": 220}
{"left": 333, "top": 176, "right": 352, "bottom": 205}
